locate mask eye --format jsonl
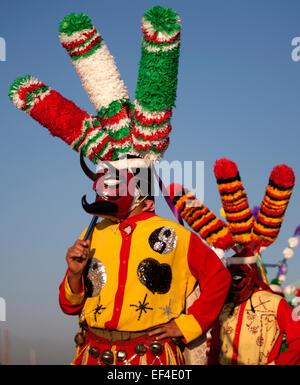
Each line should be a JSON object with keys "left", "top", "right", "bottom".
{"left": 232, "top": 275, "right": 243, "bottom": 282}
{"left": 231, "top": 271, "right": 246, "bottom": 283}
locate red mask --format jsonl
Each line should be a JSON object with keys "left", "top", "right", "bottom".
{"left": 226, "top": 244, "right": 260, "bottom": 303}
{"left": 82, "top": 167, "right": 136, "bottom": 220}
{"left": 80, "top": 152, "right": 137, "bottom": 220}
{"left": 227, "top": 263, "right": 259, "bottom": 304}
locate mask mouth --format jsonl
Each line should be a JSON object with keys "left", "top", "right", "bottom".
{"left": 81, "top": 195, "right": 118, "bottom": 216}
{"left": 230, "top": 282, "right": 247, "bottom": 292}
{"left": 226, "top": 291, "right": 240, "bottom": 303}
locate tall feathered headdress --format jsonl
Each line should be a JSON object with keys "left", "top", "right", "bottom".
{"left": 8, "top": 6, "right": 181, "bottom": 166}
{"left": 168, "top": 158, "right": 295, "bottom": 283}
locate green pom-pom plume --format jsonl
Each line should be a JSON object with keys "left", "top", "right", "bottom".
{"left": 135, "top": 6, "right": 181, "bottom": 112}
{"left": 59, "top": 13, "right": 94, "bottom": 36}
{"left": 8, "top": 75, "right": 31, "bottom": 101}
{"left": 144, "top": 6, "right": 180, "bottom": 36}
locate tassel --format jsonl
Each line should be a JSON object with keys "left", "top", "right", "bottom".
{"left": 214, "top": 158, "right": 254, "bottom": 244}
{"left": 256, "top": 252, "right": 269, "bottom": 285}
{"left": 8, "top": 75, "right": 112, "bottom": 163}
{"left": 252, "top": 165, "right": 295, "bottom": 247}
{"left": 133, "top": 6, "right": 181, "bottom": 159}
{"left": 168, "top": 183, "right": 233, "bottom": 250}
{"left": 165, "top": 342, "right": 176, "bottom": 365}
{"left": 59, "top": 13, "right": 133, "bottom": 161}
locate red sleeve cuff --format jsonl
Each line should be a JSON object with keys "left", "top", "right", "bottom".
{"left": 59, "top": 269, "right": 85, "bottom": 315}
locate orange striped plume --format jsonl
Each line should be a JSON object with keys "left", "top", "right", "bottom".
{"left": 252, "top": 165, "right": 295, "bottom": 247}
{"left": 214, "top": 158, "right": 254, "bottom": 244}
{"left": 167, "top": 183, "right": 233, "bottom": 250}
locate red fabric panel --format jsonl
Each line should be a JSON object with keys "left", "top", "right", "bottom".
{"left": 186, "top": 232, "right": 232, "bottom": 333}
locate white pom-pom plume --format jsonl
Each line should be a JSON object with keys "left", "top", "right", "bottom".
{"left": 283, "top": 247, "right": 294, "bottom": 260}
{"left": 284, "top": 285, "right": 297, "bottom": 296}
{"left": 278, "top": 274, "right": 286, "bottom": 283}
{"left": 288, "top": 237, "right": 299, "bottom": 248}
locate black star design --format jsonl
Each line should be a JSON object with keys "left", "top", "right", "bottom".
{"left": 94, "top": 303, "right": 106, "bottom": 322}
{"left": 130, "top": 294, "right": 153, "bottom": 320}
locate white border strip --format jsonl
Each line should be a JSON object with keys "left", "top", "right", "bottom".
{"left": 96, "top": 157, "right": 152, "bottom": 171}
{"left": 226, "top": 255, "right": 257, "bottom": 266}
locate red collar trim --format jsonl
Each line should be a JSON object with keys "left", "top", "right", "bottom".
{"left": 119, "top": 212, "right": 156, "bottom": 228}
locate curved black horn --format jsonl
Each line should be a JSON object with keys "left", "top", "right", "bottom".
{"left": 80, "top": 151, "right": 98, "bottom": 181}
{"left": 92, "top": 149, "right": 118, "bottom": 174}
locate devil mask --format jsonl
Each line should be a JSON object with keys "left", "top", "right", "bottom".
{"left": 226, "top": 245, "right": 260, "bottom": 304}
{"left": 226, "top": 263, "right": 260, "bottom": 304}
{"left": 80, "top": 152, "right": 153, "bottom": 220}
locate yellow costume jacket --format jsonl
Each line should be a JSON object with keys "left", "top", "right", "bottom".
{"left": 59, "top": 212, "right": 231, "bottom": 343}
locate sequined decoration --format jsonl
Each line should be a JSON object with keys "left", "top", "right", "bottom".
{"left": 130, "top": 294, "right": 153, "bottom": 320}
{"left": 159, "top": 299, "right": 179, "bottom": 321}
{"left": 148, "top": 227, "right": 177, "bottom": 255}
{"left": 84, "top": 258, "right": 107, "bottom": 297}
{"left": 94, "top": 301, "right": 106, "bottom": 322}
{"left": 137, "top": 258, "right": 172, "bottom": 294}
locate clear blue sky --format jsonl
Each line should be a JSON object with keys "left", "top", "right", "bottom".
{"left": 0, "top": 0, "right": 300, "bottom": 364}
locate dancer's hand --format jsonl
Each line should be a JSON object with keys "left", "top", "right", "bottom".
{"left": 148, "top": 320, "right": 183, "bottom": 340}
{"left": 66, "top": 239, "right": 90, "bottom": 293}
